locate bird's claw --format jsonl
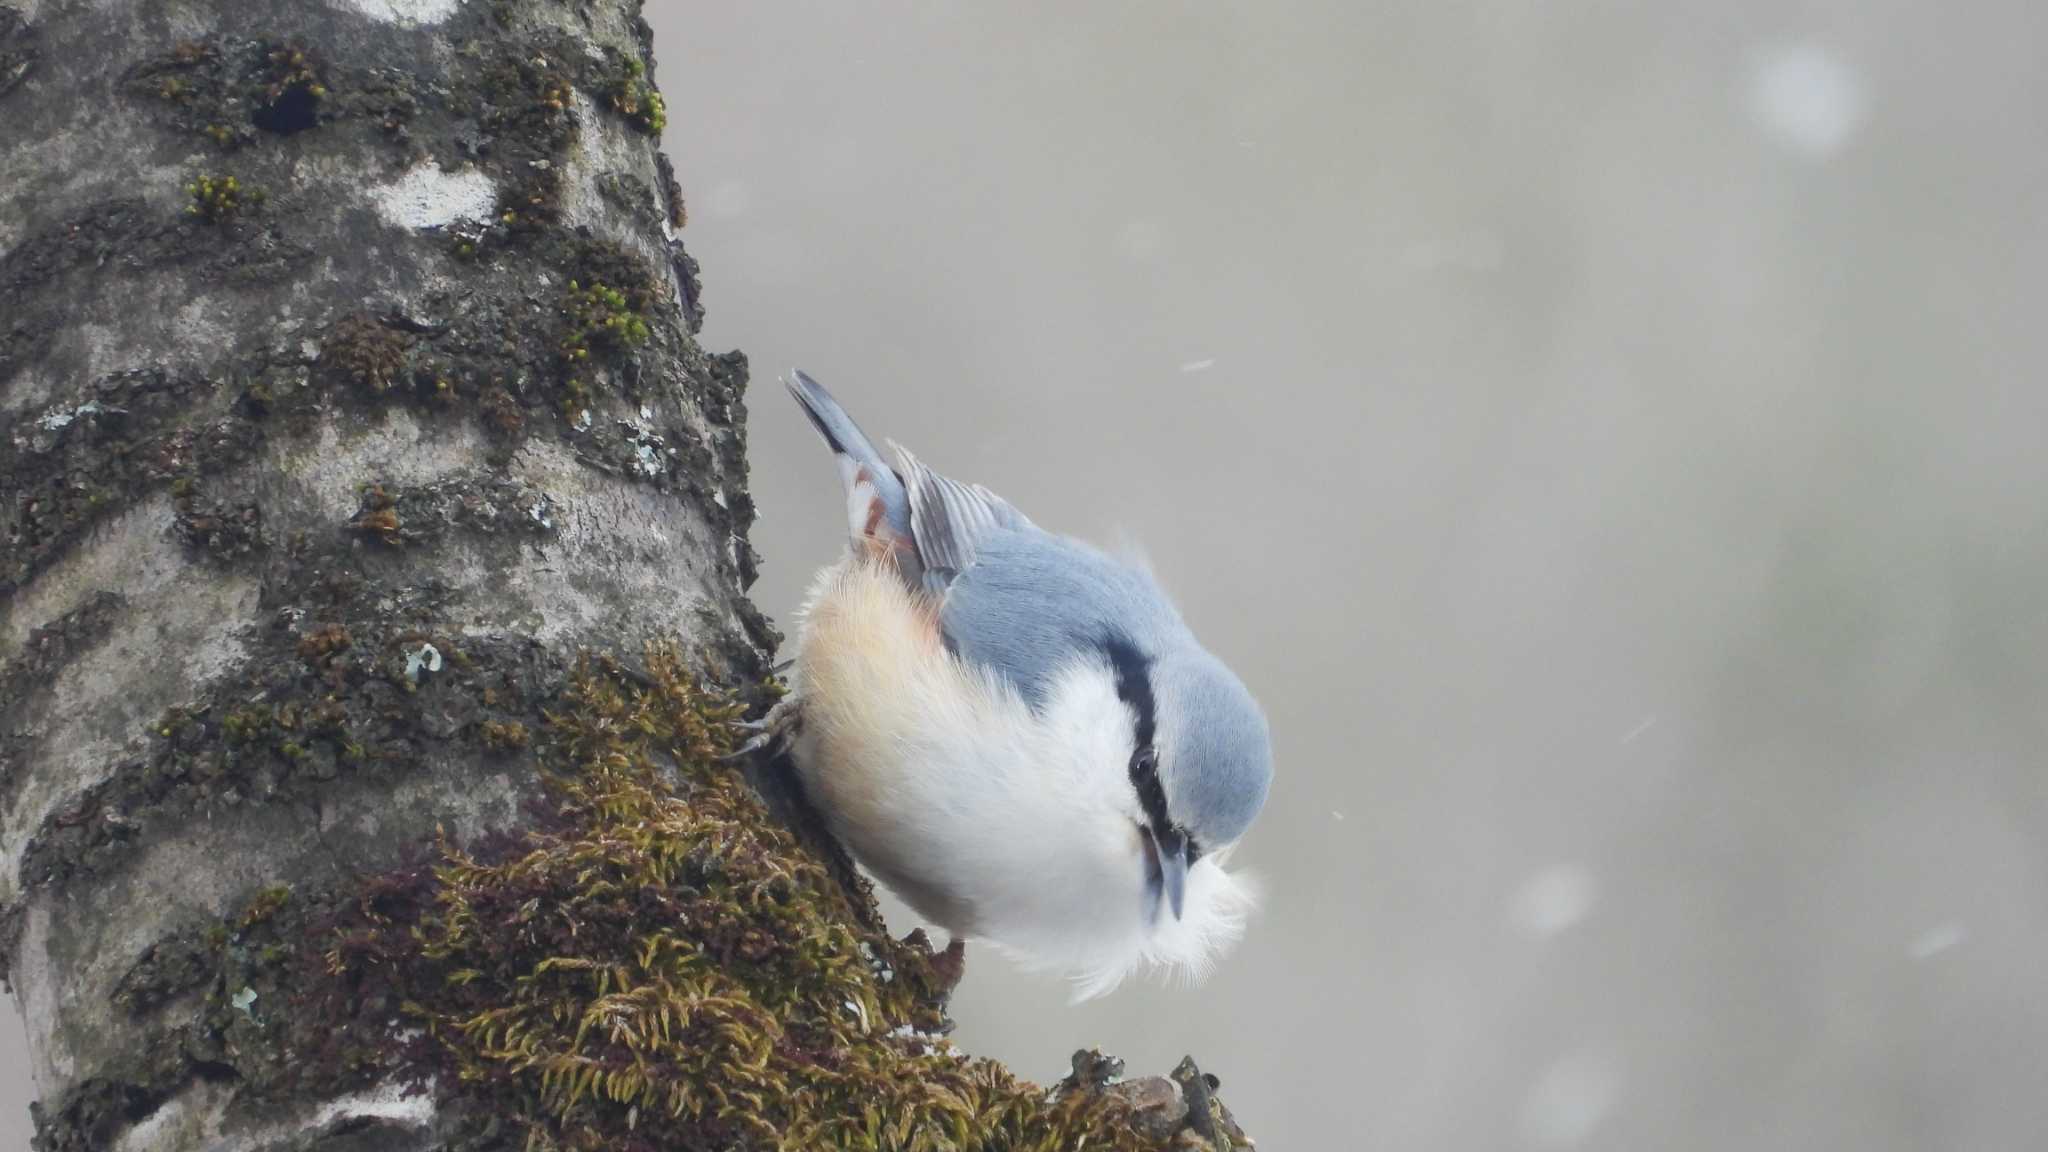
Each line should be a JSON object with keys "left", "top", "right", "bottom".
{"left": 722, "top": 695, "right": 803, "bottom": 761}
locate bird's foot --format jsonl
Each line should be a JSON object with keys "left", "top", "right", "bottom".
{"left": 898, "top": 929, "right": 969, "bottom": 1002}
{"left": 722, "top": 694, "right": 803, "bottom": 760}
{"left": 929, "top": 937, "right": 968, "bottom": 999}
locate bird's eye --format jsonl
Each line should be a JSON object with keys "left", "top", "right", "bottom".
{"left": 1185, "top": 836, "right": 1204, "bottom": 865}
{"left": 1127, "top": 745, "right": 1174, "bottom": 839}
{"left": 1130, "top": 745, "right": 1158, "bottom": 778}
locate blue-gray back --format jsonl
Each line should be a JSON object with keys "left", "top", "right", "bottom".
{"left": 937, "top": 527, "right": 1190, "bottom": 708}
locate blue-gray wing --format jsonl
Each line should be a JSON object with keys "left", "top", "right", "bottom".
{"left": 934, "top": 526, "right": 1189, "bottom": 709}
{"left": 893, "top": 445, "right": 1036, "bottom": 596}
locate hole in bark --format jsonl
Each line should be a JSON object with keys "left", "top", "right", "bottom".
{"left": 252, "top": 85, "right": 318, "bottom": 134}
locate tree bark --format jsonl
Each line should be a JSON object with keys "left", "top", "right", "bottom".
{"left": 0, "top": 2, "right": 1249, "bottom": 1149}
{"left": 3, "top": 0, "right": 763, "bottom": 1144}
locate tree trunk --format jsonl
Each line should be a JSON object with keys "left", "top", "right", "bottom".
{"left": 0, "top": 3, "right": 1248, "bottom": 1149}
{"left": 2, "top": 0, "right": 762, "bottom": 1144}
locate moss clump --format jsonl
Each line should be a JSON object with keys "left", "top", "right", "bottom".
{"left": 559, "top": 279, "right": 652, "bottom": 364}
{"left": 258, "top": 45, "right": 326, "bottom": 112}
{"left": 309, "top": 647, "right": 1178, "bottom": 1151}
{"left": 604, "top": 56, "right": 666, "bottom": 136}
{"left": 321, "top": 314, "right": 411, "bottom": 394}
{"left": 237, "top": 885, "right": 292, "bottom": 932}
{"left": 221, "top": 704, "right": 274, "bottom": 746}
{"left": 349, "top": 483, "right": 402, "bottom": 544}
{"left": 479, "top": 719, "right": 529, "bottom": 751}
{"left": 184, "top": 174, "right": 263, "bottom": 223}
{"left": 297, "top": 624, "right": 353, "bottom": 664}
{"left": 481, "top": 384, "right": 526, "bottom": 438}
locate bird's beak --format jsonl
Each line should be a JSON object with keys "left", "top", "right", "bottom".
{"left": 1149, "top": 825, "right": 1191, "bottom": 921}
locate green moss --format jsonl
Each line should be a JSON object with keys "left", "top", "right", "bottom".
{"left": 557, "top": 376, "right": 593, "bottom": 423}
{"left": 307, "top": 646, "right": 1187, "bottom": 1151}
{"left": 237, "top": 885, "right": 292, "bottom": 931}
{"left": 222, "top": 705, "right": 274, "bottom": 746}
{"left": 184, "top": 173, "right": 264, "bottom": 223}
{"left": 559, "top": 279, "right": 651, "bottom": 364}
{"left": 603, "top": 55, "right": 666, "bottom": 136}
{"left": 259, "top": 44, "right": 326, "bottom": 109}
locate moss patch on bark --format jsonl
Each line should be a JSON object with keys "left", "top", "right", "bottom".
{"left": 296, "top": 647, "right": 1245, "bottom": 1151}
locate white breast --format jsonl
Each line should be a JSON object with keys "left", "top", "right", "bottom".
{"left": 790, "top": 556, "right": 1258, "bottom": 999}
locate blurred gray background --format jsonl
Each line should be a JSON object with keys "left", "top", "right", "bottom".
{"left": 9, "top": 1, "right": 2048, "bottom": 1147}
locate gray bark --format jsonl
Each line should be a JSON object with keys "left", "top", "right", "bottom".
{"left": 0, "top": 0, "right": 768, "bottom": 1146}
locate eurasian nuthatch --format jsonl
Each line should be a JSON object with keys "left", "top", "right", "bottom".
{"left": 767, "top": 371, "right": 1272, "bottom": 998}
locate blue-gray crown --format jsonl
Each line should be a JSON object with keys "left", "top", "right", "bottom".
{"left": 1150, "top": 646, "right": 1272, "bottom": 849}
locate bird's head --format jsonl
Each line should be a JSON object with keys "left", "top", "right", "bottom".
{"left": 1099, "top": 637, "right": 1272, "bottom": 924}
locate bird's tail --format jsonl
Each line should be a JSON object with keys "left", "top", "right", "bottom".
{"left": 784, "top": 369, "right": 915, "bottom": 552}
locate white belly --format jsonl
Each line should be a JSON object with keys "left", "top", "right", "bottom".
{"left": 788, "top": 556, "right": 1257, "bottom": 998}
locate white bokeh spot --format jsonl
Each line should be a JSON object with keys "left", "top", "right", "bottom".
{"left": 1746, "top": 43, "right": 1865, "bottom": 159}
{"left": 1512, "top": 865, "right": 1598, "bottom": 938}
{"left": 1520, "top": 1051, "right": 1617, "bottom": 1149}
{"left": 705, "top": 180, "right": 751, "bottom": 219}
{"left": 1117, "top": 216, "right": 1171, "bottom": 262}
{"left": 1909, "top": 922, "right": 1967, "bottom": 960}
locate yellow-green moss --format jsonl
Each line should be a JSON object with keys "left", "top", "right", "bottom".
{"left": 260, "top": 45, "right": 326, "bottom": 107}
{"left": 605, "top": 56, "right": 666, "bottom": 136}
{"left": 314, "top": 646, "right": 1183, "bottom": 1151}
{"left": 237, "top": 885, "right": 292, "bottom": 932}
{"left": 559, "top": 279, "right": 652, "bottom": 363}
{"left": 184, "top": 173, "right": 263, "bottom": 223}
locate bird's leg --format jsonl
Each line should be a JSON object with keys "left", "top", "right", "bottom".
{"left": 723, "top": 692, "right": 803, "bottom": 760}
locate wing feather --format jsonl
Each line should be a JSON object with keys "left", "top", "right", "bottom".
{"left": 893, "top": 444, "right": 1035, "bottom": 589}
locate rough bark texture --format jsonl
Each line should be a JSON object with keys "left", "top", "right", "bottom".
{"left": 0, "top": 2, "right": 1249, "bottom": 1149}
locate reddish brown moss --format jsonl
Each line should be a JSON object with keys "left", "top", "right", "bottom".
{"left": 305, "top": 646, "right": 1210, "bottom": 1151}
{"left": 321, "top": 314, "right": 412, "bottom": 395}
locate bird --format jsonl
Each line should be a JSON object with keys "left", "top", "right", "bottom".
{"left": 763, "top": 370, "right": 1273, "bottom": 999}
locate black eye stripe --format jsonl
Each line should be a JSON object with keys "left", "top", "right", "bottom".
{"left": 1099, "top": 634, "right": 1155, "bottom": 749}
{"left": 1129, "top": 745, "right": 1171, "bottom": 834}
{"left": 1101, "top": 635, "right": 1178, "bottom": 837}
